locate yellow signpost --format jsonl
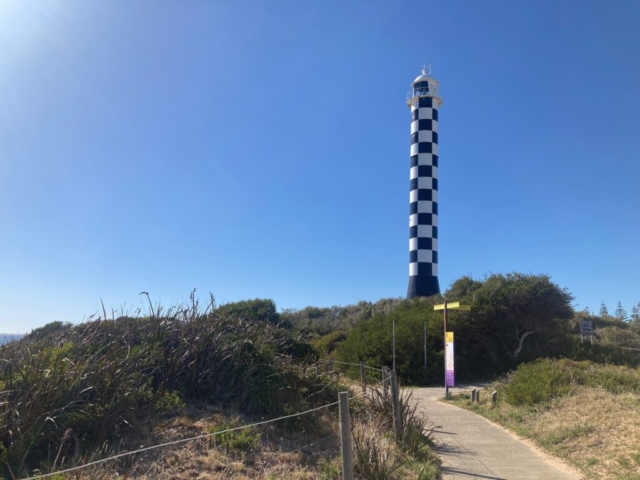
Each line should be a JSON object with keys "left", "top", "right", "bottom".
{"left": 433, "top": 301, "right": 471, "bottom": 397}
{"left": 434, "top": 302, "right": 457, "bottom": 310}
{"left": 435, "top": 302, "right": 470, "bottom": 311}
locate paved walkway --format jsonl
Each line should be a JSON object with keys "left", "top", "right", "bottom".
{"left": 410, "top": 387, "right": 582, "bottom": 480}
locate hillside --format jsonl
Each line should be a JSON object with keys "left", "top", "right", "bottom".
{"left": 0, "top": 300, "right": 439, "bottom": 479}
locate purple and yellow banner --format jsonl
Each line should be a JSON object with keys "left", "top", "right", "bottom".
{"left": 445, "top": 331, "right": 455, "bottom": 386}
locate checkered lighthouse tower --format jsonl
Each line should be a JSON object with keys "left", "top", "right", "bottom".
{"left": 407, "top": 66, "right": 442, "bottom": 299}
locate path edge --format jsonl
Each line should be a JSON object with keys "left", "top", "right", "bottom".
{"left": 434, "top": 398, "right": 586, "bottom": 480}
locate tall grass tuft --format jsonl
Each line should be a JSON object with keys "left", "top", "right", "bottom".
{"left": 351, "top": 384, "right": 439, "bottom": 478}
{"left": 351, "top": 417, "right": 404, "bottom": 479}
{"left": 359, "top": 386, "right": 436, "bottom": 454}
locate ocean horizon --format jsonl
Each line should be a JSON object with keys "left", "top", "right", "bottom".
{"left": 0, "top": 334, "right": 24, "bottom": 344}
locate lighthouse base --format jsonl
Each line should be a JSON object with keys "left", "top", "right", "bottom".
{"left": 407, "top": 275, "right": 440, "bottom": 299}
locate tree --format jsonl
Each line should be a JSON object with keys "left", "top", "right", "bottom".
{"left": 471, "top": 273, "right": 574, "bottom": 360}
{"left": 615, "top": 302, "right": 629, "bottom": 322}
{"left": 445, "top": 275, "right": 483, "bottom": 302}
{"left": 631, "top": 303, "right": 640, "bottom": 323}
{"left": 599, "top": 301, "right": 609, "bottom": 317}
{"left": 340, "top": 272, "right": 575, "bottom": 381}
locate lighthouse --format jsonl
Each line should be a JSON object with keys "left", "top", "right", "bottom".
{"left": 406, "top": 66, "right": 442, "bottom": 299}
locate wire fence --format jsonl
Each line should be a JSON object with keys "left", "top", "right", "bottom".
{"left": 322, "top": 359, "right": 386, "bottom": 387}
{"left": 331, "top": 360, "right": 384, "bottom": 372}
{"left": 20, "top": 402, "right": 339, "bottom": 480}
{"left": 283, "top": 433, "right": 339, "bottom": 456}
{"left": 21, "top": 358, "right": 396, "bottom": 480}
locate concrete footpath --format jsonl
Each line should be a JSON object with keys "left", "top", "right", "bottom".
{"left": 410, "top": 387, "right": 582, "bottom": 480}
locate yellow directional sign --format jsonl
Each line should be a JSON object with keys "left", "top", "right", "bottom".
{"left": 434, "top": 302, "right": 470, "bottom": 311}
{"left": 434, "top": 302, "right": 453, "bottom": 310}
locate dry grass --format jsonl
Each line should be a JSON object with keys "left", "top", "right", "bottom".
{"left": 31, "top": 393, "right": 440, "bottom": 479}
{"left": 28, "top": 403, "right": 342, "bottom": 479}
{"left": 530, "top": 387, "right": 640, "bottom": 479}
{"left": 448, "top": 363, "right": 640, "bottom": 480}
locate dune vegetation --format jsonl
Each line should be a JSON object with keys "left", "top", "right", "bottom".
{"left": 0, "top": 295, "right": 439, "bottom": 479}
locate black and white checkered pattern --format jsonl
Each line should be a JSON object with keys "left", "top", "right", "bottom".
{"left": 407, "top": 95, "right": 441, "bottom": 298}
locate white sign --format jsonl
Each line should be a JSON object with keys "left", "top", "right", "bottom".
{"left": 445, "top": 331, "right": 454, "bottom": 386}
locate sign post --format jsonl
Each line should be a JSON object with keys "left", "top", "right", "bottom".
{"left": 434, "top": 301, "right": 470, "bottom": 398}
{"left": 424, "top": 321, "right": 427, "bottom": 383}
{"left": 580, "top": 320, "right": 594, "bottom": 345}
{"left": 445, "top": 331, "right": 454, "bottom": 390}
{"left": 392, "top": 319, "right": 396, "bottom": 372}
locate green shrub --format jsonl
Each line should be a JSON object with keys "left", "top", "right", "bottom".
{"left": 319, "top": 459, "right": 341, "bottom": 480}
{"left": 280, "top": 337, "right": 317, "bottom": 359}
{"left": 210, "top": 420, "right": 260, "bottom": 451}
{"left": 216, "top": 298, "right": 286, "bottom": 327}
{"left": 153, "top": 391, "right": 186, "bottom": 414}
{"left": 24, "top": 321, "right": 73, "bottom": 341}
{"left": 569, "top": 341, "right": 639, "bottom": 367}
{"left": 574, "top": 363, "right": 640, "bottom": 394}
{"left": 313, "top": 330, "right": 347, "bottom": 355}
{"left": 503, "top": 359, "right": 576, "bottom": 405}
{"left": 338, "top": 298, "right": 444, "bottom": 384}
{"left": 502, "top": 359, "right": 640, "bottom": 406}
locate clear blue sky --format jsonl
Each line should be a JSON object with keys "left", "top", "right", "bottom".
{"left": 1, "top": 1, "right": 639, "bottom": 332}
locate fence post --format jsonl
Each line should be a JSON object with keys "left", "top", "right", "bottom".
{"left": 338, "top": 392, "right": 354, "bottom": 480}
{"left": 392, "top": 319, "right": 396, "bottom": 372}
{"left": 360, "top": 362, "right": 366, "bottom": 392}
{"left": 476, "top": 391, "right": 481, "bottom": 403}
{"left": 391, "top": 370, "right": 402, "bottom": 438}
{"left": 471, "top": 389, "right": 477, "bottom": 403}
{"left": 491, "top": 391, "right": 497, "bottom": 407}
{"left": 382, "top": 366, "right": 390, "bottom": 401}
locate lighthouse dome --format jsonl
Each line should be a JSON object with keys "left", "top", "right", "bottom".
{"left": 412, "top": 72, "right": 433, "bottom": 84}
{"left": 411, "top": 66, "right": 439, "bottom": 87}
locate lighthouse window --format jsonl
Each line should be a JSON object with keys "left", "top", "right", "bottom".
{"left": 413, "top": 81, "right": 430, "bottom": 97}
